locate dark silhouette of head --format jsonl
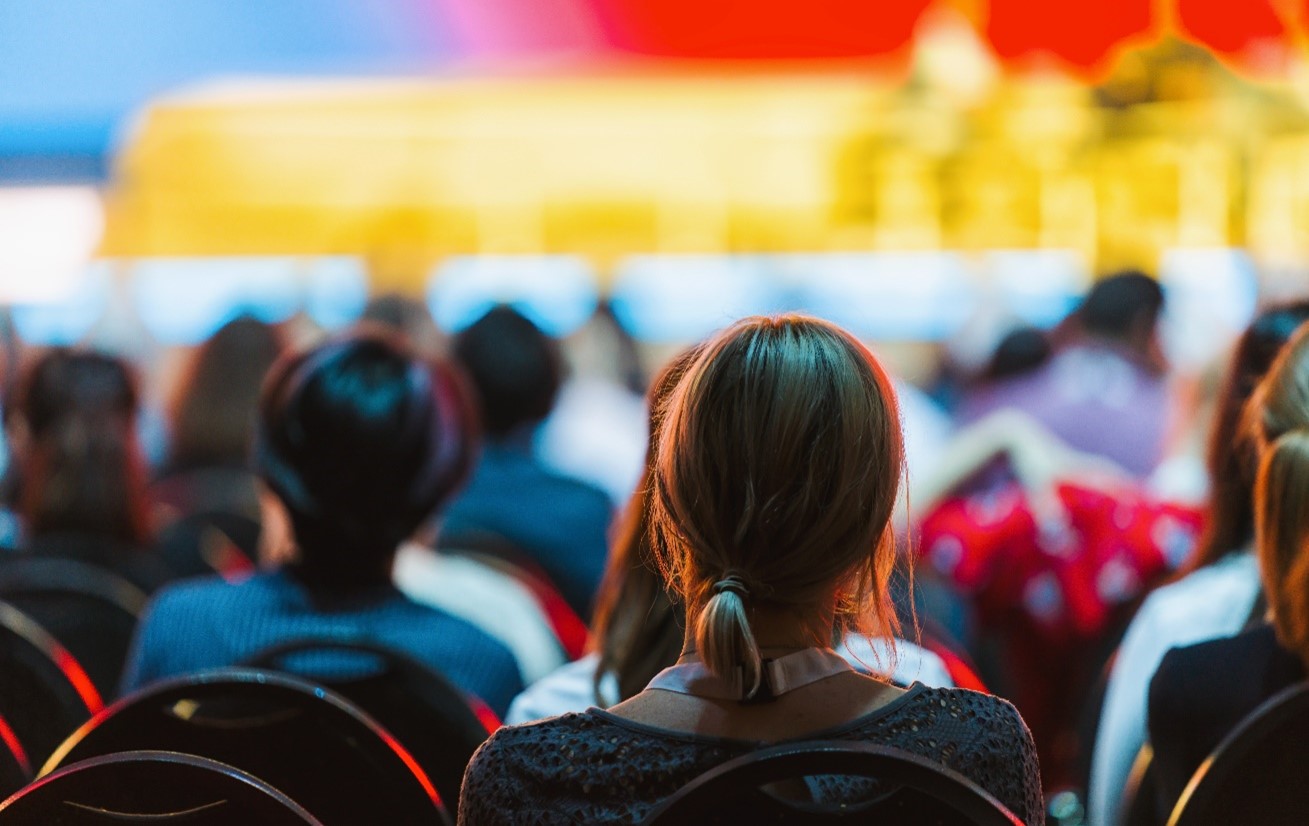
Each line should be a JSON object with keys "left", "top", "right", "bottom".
{"left": 452, "top": 306, "right": 562, "bottom": 439}
{"left": 168, "top": 316, "right": 285, "bottom": 471}
{"left": 1075, "top": 270, "right": 1164, "bottom": 355}
{"left": 255, "top": 331, "right": 477, "bottom": 588}
{"left": 983, "top": 325, "right": 1053, "bottom": 382}
{"left": 12, "top": 349, "right": 149, "bottom": 544}
{"left": 1183, "top": 300, "right": 1309, "bottom": 572}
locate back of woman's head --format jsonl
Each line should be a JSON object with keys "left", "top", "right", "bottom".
{"left": 1191, "top": 300, "right": 1309, "bottom": 571}
{"left": 13, "top": 349, "right": 148, "bottom": 543}
{"left": 255, "top": 331, "right": 477, "bottom": 585}
{"left": 168, "top": 316, "right": 285, "bottom": 470}
{"left": 651, "top": 315, "right": 904, "bottom": 694}
{"left": 1249, "top": 320, "right": 1309, "bottom": 666}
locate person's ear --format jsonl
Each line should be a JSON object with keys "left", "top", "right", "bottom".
{"left": 256, "top": 481, "right": 298, "bottom": 568}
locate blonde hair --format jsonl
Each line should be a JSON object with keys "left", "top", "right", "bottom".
{"left": 1250, "top": 321, "right": 1309, "bottom": 666}
{"left": 650, "top": 315, "right": 905, "bottom": 694}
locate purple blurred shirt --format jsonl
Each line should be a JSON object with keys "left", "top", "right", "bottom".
{"left": 960, "top": 342, "right": 1169, "bottom": 478}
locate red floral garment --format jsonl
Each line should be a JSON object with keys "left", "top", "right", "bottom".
{"left": 918, "top": 482, "right": 1204, "bottom": 788}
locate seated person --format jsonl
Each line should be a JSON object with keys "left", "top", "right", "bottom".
{"left": 3, "top": 348, "right": 169, "bottom": 592}
{"left": 1148, "top": 318, "right": 1309, "bottom": 812}
{"left": 121, "top": 332, "right": 524, "bottom": 716}
{"left": 151, "top": 316, "right": 286, "bottom": 578}
{"left": 508, "top": 348, "right": 951, "bottom": 725}
{"left": 1090, "top": 300, "right": 1309, "bottom": 826}
{"left": 961, "top": 270, "right": 1170, "bottom": 478}
{"left": 460, "top": 315, "right": 1043, "bottom": 825}
{"left": 440, "top": 306, "right": 613, "bottom": 620}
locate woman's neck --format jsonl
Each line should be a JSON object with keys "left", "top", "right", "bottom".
{"left": 680, "top": 603, "right": 832, "bottom": 658}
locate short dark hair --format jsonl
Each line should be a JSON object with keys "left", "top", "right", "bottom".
{"left": 452, "top": 306, "right": 562, "bottom": 437}
{"left": 984, "top": 326, "right": 1052, "bottom": 382}
{"left": 255, "top": 332, "right": 476, "bottom": 582}
{"left": 1077, "top": 270, "right": 1164, "bottom": 341}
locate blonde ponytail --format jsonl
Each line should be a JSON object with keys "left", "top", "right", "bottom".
{"left": 1255, "top": 430, "right": 1309, "bottom": 666}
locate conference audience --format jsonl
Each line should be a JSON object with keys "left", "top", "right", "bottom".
{"left": 460, "top": 314, "right": 1043, "bottom": 824}
{"left": 120, "top": 331, "right": 524, "bottom": 715}
{"left": 1090, "top": 300, "right": 1309, "bottom": 825}
{"left": 961, "top": 270, "right": 1169, "bottom": 478}
{"left": 1147, "top": 318, "right": 1309, "bottom": 813}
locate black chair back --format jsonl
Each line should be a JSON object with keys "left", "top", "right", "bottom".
{"left": 0, "top": 556, "right": 147, "bottom": 697}
{"left": 0, "top": 750, "right": 321, "bottom": 824}
{"left": 42, "top": 669, "right": 449, "bottom": 826}
{"left": 0, "top": 600, "right": 102, "bottom": 769}
{"left": 244, "top": 639, "right": 494, "bottom": 819}
{"left": 1168, "top": 683, "right": 1309, "bottom": 826}
{"left": 639, "top": 741, "right": 1023, "bottom": 826}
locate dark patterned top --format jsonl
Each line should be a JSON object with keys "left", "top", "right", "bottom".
{"left": 459, "top": 684, "right": 1044, "bottom": 825}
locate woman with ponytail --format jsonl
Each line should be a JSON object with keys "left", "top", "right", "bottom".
{"left": 460, "top": 315, "right": 1043, "bottom": 825}
{"left": 1148, "top": 319, "right": 1309, "bottom": 813}
{"left": 121, "top": 330, "right": 524, "bottom": 715}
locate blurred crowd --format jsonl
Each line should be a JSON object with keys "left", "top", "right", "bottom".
{"left": 2, "top": 265, "right": 1305, "bottom": 825}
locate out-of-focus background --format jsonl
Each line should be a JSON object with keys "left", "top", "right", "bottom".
{"left": 3, "top": 0, "right": 1305, "bottom": 390}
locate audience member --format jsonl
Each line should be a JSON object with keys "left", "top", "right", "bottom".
{"left": 1089, "top": 299, "right": 1309, "bottom": 825}
{"left": 442, "top": 306, "right": 613, "bottom": 619}
{"left": 151, "top": 316, "right": 285, "bottom": 576}
{"left": 915, "top": 405, "right": 1203, "bottom": 788}
{"left": 460, "top": 315, "right": 1043, "bottom": 824}
{"left": 961, "top": 270, "right": 1170, "bottom": 477}
{"left": 507, "top": 347, "right": 953, "bottom": 725}
{"left": 1147, "top": 318, "right": 1309, "bottom": 813}
{"left": 121, "top": 332, "right": 524, "bottom": 715}
{"left": 2, "top": 349, "right": 168, "bottom": 592}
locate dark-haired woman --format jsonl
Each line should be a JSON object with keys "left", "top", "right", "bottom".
{"left": 121, "top": 332, "right": 524, "bottom": 715}
{"left": 150, "top": 316, "right": 285, "bottom": 577}
{"left": 3, "top": 349, "right": 167, "bottom": 592}
{"left": 1089, "top": 300, "right": 1309, "bottom": 824}
{"left": 459, "top": 315, "right": 1043, "bottom": 825}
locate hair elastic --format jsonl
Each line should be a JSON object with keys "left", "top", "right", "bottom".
{"left": 712, "top": 574, "right": 750, "bottom": 600}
